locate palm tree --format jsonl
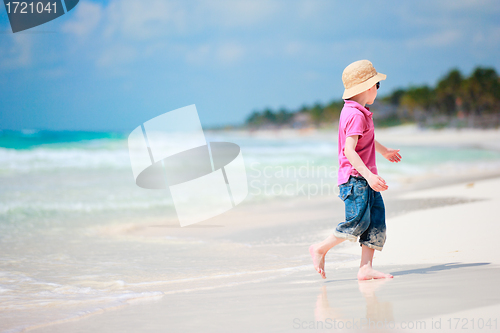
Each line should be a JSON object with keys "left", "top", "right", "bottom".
{"left": 436, "top": 69, "right": 463, "bottom": 115}
{"left": 461, "top": 67, "right": 500, "bottom": 115}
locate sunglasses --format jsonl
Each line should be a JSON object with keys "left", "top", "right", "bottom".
{"left": 376, "top": 82, "right": 380, "bottom": 90}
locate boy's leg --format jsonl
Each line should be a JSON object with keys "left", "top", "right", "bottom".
{"left": 357, "top": 245, "right": 393, "bottom": 280}
{"left": 358, "top": 190, "right": 386, "bottom": 251}
{"left": 357, "top": 191, "right": 392, "bottom": 280}
{"left": 310, "top": 235, "right": 346, "bottom": 279}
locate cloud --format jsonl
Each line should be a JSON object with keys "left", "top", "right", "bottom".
{"left": 61, "top": 0, "right": 284, "bottom": 40}
{"left": 434, "top": 0, "right": 500, "bottom": 12}
{"left": 60, "top": 0, "right": 272, "bottom": 68}
{"left": 38, "top": 67, "right": 66, "bottom": 79}
{"left": 62, "top": 1, "right": 103, "bottom": 37}
{"left": 185, "top": 44, "right": 211, "bottom": 65}
{"left": 473, "top": 26, "right": 500, "bottom": 45}
{"left": 0, "top": 33, "right": 32, "bottom": 69}
{"left": 93, "top": 0, "right": 281, "bottom": 41}
{"left": 285, "top": 41, "right": 303, "bottom": 56}
{"left": 183, "top": 42, "right": 245, "bottom": 66}
{"left": 294, "top": 0, "right": 336, "bottom": 20}
{"left": 196, "top": 0, "right": 281, "bottom": 28}
{"left": 101, "top": 0, "right": 187, "bottom": 40}
{"left": 303, "top": 70, "right": 321, "bottom": 81}
{"left": 61, "top": 0, "right": 187, "bottom": 67}
{"left": 216, "top": 43, "right": 245, "bottom": 64}
{"left": 471, "top": 26, "right": 500, "bottom": 59}
{"left": 406, "top": 30, "right": 462, "bottom": 48}
{"left": 97, "top": 43, "right": 138, "bottom": 67}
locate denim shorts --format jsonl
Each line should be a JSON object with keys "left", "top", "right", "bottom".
{"left": 334, "top": 175, "right": 386, "bottom": 251}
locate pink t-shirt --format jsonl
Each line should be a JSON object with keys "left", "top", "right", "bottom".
{"left": 337, "top": 100, "right": 377, "bottom": 185}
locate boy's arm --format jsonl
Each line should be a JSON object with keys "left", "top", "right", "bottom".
{"left": 375, "top": 139, "right": 402, "bottom": 163}
{"left": 345, "top": 135, "right": 388, "bottom": 192}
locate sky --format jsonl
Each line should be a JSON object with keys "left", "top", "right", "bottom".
{"left": 0, "top": 0, "right": 499, "bottom": 131}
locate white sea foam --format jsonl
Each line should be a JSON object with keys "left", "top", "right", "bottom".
{"left": 0, "top": 271, "right": 164, "bottom": 312}
{"left": 0, "top": 198, "right": 174, "bottom": 216}
{"left": 1, "top": 289, "right": 164, "bottom": 333}
{"left": 0, "top": 147, "right": 130, "bottom": 173}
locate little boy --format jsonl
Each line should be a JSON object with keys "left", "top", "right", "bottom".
{"left": 309, "top": 60, "right": 402, "bottom": 280}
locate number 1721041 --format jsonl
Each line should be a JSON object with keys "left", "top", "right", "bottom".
{"left": 447, "top": 318, "right": 497, "bottom": 330}
{"left": 5, "top": 2, "right": 57, "bottom": 14}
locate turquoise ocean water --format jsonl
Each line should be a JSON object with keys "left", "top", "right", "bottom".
{"left": 1, "top": 129, "right": 500, "bottom": 332}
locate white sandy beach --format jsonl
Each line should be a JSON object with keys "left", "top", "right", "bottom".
{"left": 228, "top": 125, "right": 500, "bottom": 151}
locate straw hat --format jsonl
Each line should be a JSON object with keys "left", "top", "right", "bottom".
{"left": 342, "top": 60, "right": 386, "bottom": 99}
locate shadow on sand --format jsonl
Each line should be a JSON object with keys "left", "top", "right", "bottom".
{"left": 390, "top": 262, "right": 490, "bottom": 276}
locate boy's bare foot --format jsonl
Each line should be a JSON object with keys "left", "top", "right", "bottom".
{"left": 357, "top": 263, "right": 393, "bottom": 280}
{"left": 309, "top": 245, "right": 326, "bottom": 279}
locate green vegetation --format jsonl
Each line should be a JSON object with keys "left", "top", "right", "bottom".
{"left": 244, "top": 66, "right": 500, "bottom": 129}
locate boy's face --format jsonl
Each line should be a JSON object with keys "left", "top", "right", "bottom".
{"left": 365, "top": 84, "right": 378, "bottom": 105}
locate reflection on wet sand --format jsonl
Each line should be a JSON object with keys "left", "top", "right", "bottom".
{"left": 358, "top": 279, "right": 394, "bottom": 323}
{"left": 314, "top": 286, "right": 344, "bottom": 322}
{"left": 315, "top": 279, "right": 393, "bottom": 325}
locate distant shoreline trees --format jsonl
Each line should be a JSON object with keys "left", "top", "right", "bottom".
{"left": 244, "top": 66, "right": 500, "bottom": 129}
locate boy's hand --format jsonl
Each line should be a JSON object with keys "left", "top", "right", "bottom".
{"left": 367, "top": 173, "right": 388, "bottom": 192}
{"left": 382, "top": 148, "right": 402, "bottom": 163}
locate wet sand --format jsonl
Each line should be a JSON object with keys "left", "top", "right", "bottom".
{"left": 31, "top": 263, "right": 500, "bottom": 333}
